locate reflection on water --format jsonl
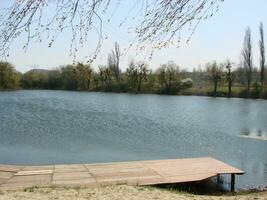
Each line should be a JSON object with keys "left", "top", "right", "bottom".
{"left": 240, "top": 128, "right": 267, "bottom": 141}
{"left": 0, "top": 90, "right": 266, "bottom": 189}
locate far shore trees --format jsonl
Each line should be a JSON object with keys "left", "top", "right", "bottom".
{"left": 1, "top": 56, "right": 266, "bottom": 98}
{"left": 242, "top": 27, "right": 253, "bottom": 92}
{"left": 22, "top": 69, "right": 48, "bottom": 89}
{"left": 259, "top": 22, "right": 265, "bottom": 96}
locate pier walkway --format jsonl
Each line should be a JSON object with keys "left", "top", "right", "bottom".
{"left": 0, "top": 157, "right": 244, "bottom": 191}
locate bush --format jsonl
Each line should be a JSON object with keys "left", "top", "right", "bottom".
{"left": 181, "top": 78, "right": 193, "bottom": 89}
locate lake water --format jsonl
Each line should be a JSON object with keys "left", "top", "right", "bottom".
{"left": 0, "top": 90, "right": 266, "bottom": 189}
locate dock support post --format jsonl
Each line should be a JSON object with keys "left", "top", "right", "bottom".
{"left": 231, "top": 174, "right": 235, "bottom": 192}
{"left": 217, "top": 174, "right": 221, "bottom": 185}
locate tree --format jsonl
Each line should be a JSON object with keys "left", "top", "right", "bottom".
{"left": 98, "top": 65, "right": 112, "bottom": 90}
{"left": 126, "top": 60, "right": 138, "bottom": 91}
{"left": 126, "top": 60, "right": 149, "bottom": 92}
{"left": 61, "top": 65, "right": 78, "bottom": 90}
{"left": 0, "top": 61, "right": 20, "bottom": 89}
{"left": 225, "top": 60, "right": 236, "bottom": 97}
{"left": 259, "top": 22, "right": 265, "bottom": 96}
{"left": 74, "top": 63, "right": 93, "bottom": 90}
{"left": 206, "top": 61, "right": 223, "bottom": 95}
{"left": 136, "top": 62, "right": 150, "bottom": 92}
{"left": 157, "top": 61, "right": 180, "bottom": 94}
{"left": 242, "top": 27, "right": 253, "bottom": 92}
{"left": 0, "top": 1, "right": 223, "bottom": 59}
{"left": 108, "top": 42, "right": 121, "bottom": 82}
{"left": 92, "top": 73, "right": 100, "bottom": 90}
{"left": 98, "top": 66, "right": 106, "bottom": 89}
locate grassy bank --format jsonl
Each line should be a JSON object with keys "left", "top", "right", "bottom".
{"left": 0, "top": 185, "right": 266, "bottom": 200}
{"left": 181, "top": 85, "right": 267, "bottom": 99}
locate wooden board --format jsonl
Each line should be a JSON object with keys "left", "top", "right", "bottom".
{"left": 0, "top": 157, "right": 244, "bottom": 190}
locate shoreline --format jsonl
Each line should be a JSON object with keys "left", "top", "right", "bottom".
{"left": 1, "top": 88, "right": 267, "bottom": 101}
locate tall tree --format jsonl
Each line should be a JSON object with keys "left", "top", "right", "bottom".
{"left": 225, "top": 60, "right": 235, "bottom": 97}
{"left": 108, "top": 42, "right": 120, "bottom": 82}
{"left": 242, "top": 27, "right": 253, "bottom": 92}
{"left": 259, "top": 22, "right": 265, "bottom": 96}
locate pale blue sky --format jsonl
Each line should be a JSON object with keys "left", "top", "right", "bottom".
{"left": 2, "top": 0, "right": 267, "bottom": 72}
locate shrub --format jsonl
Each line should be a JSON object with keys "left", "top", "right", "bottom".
{"left": 181, "top": 78, "right": 193, "bottom": 89}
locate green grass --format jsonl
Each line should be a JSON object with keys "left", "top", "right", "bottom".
{"left": 180, "top": 85, "right": 267, "bottom": 99}
{"left": 182, "top": 85, "right": 244, "bottom": 94}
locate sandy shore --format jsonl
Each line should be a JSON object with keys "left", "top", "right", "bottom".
{"left": 0, "top": 185, "right": 266, "bottom": 200}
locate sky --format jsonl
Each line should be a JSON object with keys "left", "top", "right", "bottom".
{"left": 1, "top": 0, "right": 267, "bottom": 72}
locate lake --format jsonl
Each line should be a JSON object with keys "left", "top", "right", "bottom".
{"left": 0, "top": 90, "right": 266, "bottom": 189}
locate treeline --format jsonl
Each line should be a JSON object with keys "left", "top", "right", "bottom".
{"left": 0, "top": 60, "right": 193, "bottom": 94}
{"left": 191, "top": 60, "right": 267, "bottom": 98}
{"left": 1, "top": 59, "right": 266, "bottom": 98}
{"left": 0, "top": 24, "right": 266, "bottom": 98}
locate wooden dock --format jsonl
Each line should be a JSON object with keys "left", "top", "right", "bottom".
{"left": 0, "top": 157, "right": 244, "bottom": 191}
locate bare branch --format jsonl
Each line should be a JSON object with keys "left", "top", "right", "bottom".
{"left": 0, "top": 0, "right": 223, "bottom": 61}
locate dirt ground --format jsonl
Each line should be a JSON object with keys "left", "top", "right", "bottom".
{"left": 0, "top": 185, "right": 266, "bottom": 200}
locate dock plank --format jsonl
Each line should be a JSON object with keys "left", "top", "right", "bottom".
{"left": 0, "top": 157, "right": 244, "bottom": 190}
